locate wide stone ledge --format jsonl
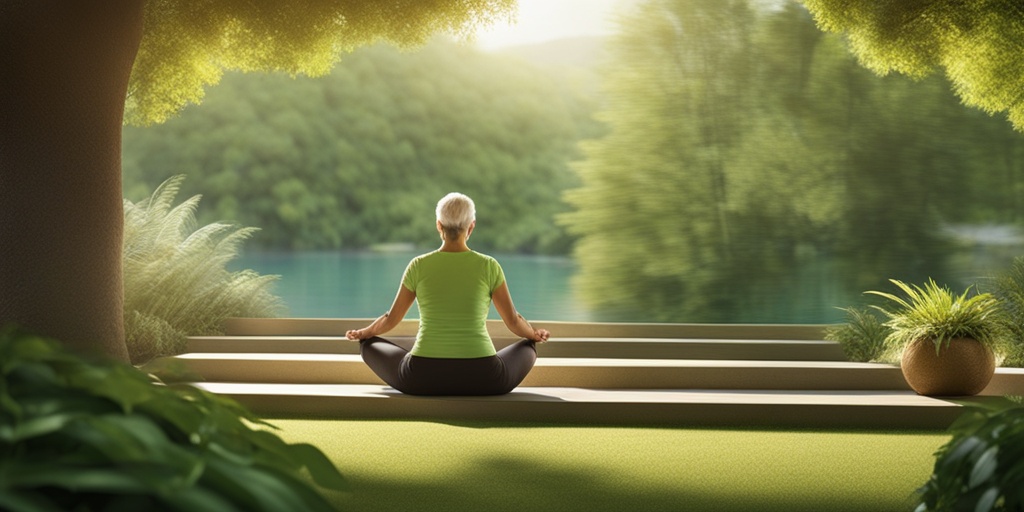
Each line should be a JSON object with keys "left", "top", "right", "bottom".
{"left": 186, "top": 335, "right": 846, "bottom": 361}
{"left": 193, "top": 382, "right": 964, "bottom": 429}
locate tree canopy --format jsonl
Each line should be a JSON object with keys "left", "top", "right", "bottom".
{"left": 803, "top": 0, "right": 1024, "bottom": 130}
{"left": 126, "top": 0, "right": 516, "bottom": 125}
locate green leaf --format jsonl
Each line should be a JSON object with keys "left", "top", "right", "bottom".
{"left": 165, "top": 487, "right": 240, "bottom": 512}
{"left": 0, "top": 413, "right": 78, "bottom": 443}
{"left": 6, "top": 467, "right": 150, "bottom": 494}
{"left": 969, "top": 446, "right": 999, "bottom": 489}
{"left": 202, "top": 458, "right": 308, "bottom": 512}
{"left": 975, "top": 487, "right": 1000, "bottom": 512}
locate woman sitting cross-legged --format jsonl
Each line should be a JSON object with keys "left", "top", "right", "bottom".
{"left": 345, "top": 192, "right": 550, "bottom": 396}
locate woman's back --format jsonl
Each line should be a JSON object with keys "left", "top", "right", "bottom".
{"left": 403, "top": 250, "right": 504, "bottom": 358}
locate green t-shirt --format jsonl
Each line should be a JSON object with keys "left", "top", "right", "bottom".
{"left": 402, "top": 250, "right": 505, "bottom": 358}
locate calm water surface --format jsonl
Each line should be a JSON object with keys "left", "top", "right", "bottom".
{"left": 232, "top": 250, "right": 592, "bottom": 321}
{"left": 233, "top": 238, "right": 1023, "bottom": 324}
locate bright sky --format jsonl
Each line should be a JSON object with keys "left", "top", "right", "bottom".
{"left": 473, "top": 0, "right": 640, "bottom": 50}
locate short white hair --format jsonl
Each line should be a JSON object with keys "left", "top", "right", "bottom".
{"left": 436, "top": 192, "right": 476, "bottom": 237}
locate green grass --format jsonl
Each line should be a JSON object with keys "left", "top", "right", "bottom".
{"left": 268, "top": 419, "right": 948, "bottom": 512}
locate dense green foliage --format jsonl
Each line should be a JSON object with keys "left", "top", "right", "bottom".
{"left": 915, "top": 399, "right": 1024, "bottom": 512}
{"left": 867, "top": 279, "right": 1010, "bottom": 359}
{"left": 0, "top": 328, "right": 346, "bottom": 511}
{"left": 562, "top": 0, "right": 1024, "bottom": 322}
{"left": 126, "top": 0, "right": 515, "bottom": 125}
{"left": 988, "top": 257, "right": 1024, "bottom": 367}
{"left": 803, "top": 0, "right": 1024, "bottom": 131}
{"left": 123, "top": 40, "right": 600, "bottom": 254}
{"left": 124, "top": 176, "right": 284, "bottom": 364}
{"left": 825, "top": 307, "right": 892, "bottom": 363}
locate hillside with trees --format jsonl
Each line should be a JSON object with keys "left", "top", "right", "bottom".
{"left": 123, "top": 39, "right": 603, "bottom": 254}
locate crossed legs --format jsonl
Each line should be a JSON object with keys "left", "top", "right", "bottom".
{"left": 359, "top": 337, "right": 537, "bottom": 396}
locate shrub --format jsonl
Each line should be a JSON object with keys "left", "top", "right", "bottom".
{"left": 989, "top": 256, "right": 1024, "bottom": 367}
{"left": 915, "top": 399, "right": 1024, "bottom": 512}
{"left": 0, "top": 328, "right": 346, "bottom": 511}
{"left": 124, "top": 175, "right": 284, "bottom": 364}
{"left": 824, "top": 307, "right": 892, "bottom": 363}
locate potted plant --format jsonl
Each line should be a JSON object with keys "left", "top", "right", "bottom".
{"left": 867, "top": 278, "right": 1008, "bottom": 396}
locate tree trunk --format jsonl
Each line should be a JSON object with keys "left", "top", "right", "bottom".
{"left": 0, "top": 0, "right": 144, "bottom": 361}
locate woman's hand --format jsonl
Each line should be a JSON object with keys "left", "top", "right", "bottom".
{"left": 533, "top": 329, "right": 550, "bottom": 343}
{"left": 346, "top": 329, "right": 368, "bottom": 341}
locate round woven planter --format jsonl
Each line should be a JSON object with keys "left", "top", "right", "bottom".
{"left": 900, "top": 338, "right": 995, "bottom": 396}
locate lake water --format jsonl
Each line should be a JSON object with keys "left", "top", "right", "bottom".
{"left": 232, "top": 250, "right": 592, "bottom": 321}
{"left": 233, "top": 236, "right": 1024, "bottom": 324}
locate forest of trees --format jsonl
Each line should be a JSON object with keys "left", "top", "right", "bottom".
{"left": 122, "top": 40, "right": 602, "bottom": 254}
{"left": 563, "top": 0, "right": 1024, "bottom": 322}
{"left": 123, "top": 0, "right": 1024, "bottom": 323}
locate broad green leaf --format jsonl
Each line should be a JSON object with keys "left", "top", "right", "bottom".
{"left": 166, "top": 487, "right": 240, "bottom": 512}
{"left": 975, "top": 487, "right": 1000, "bottom": 512}
{"left": 969, "top": 446, "right": 999, "bottom": 489}
{"left": 6, "top": 467, "right": 150, "bottom": 494}
{"left": 0, "top": 413, "right": 78, "bottom": 443}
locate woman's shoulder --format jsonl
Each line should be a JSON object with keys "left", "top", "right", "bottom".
{"left": 470, "top": 250, "right": 500, "bottom": 265}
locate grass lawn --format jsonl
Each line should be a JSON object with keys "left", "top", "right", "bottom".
{"left": 268, "top": 419, "right": 949, "bottom": 512}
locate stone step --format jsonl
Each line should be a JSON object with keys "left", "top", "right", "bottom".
{"left": 165, "top": 352, "right": 1024, "bottom": 395}
{"left": 186, "top": 335, "right": 847, "bottom": 361}
{"left": 223, "top": 318, "right": 827, "bottom": 341}
{"left": 192, "top": 382, "right": 966, "bottom": 429}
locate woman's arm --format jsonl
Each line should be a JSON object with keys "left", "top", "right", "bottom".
{"left": 492, "top": 282, "right": 550, "bottom": 342}
{"left": 346, "top": 284, "right": 416, "bottom": 340}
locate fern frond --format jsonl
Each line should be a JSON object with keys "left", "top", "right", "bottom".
{"left": 122, "top": 176, "right": 285, "bottom": 364}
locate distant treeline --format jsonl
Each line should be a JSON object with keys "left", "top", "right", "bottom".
{"left": 122, "top": 40, "right": 602, "bottom": 254}
{"left": 563, "top": 0, "right": 1024, "bottom": 322}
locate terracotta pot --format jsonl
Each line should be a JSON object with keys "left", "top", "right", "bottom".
{"left": 900, "top": 338, "right": 995, "bottom": 396}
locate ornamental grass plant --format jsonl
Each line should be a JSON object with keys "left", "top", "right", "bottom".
{"left": 988, "top": 256, "right": 1024, "bottom": 367}
{"left": 825, "top": 306, "right": 893, "bottom": 363}
{"left": 123, "top": 175, "right": 284, "bottom": 364}
{"left": 867, "top": 279, "right": 1010, "bottom": 360}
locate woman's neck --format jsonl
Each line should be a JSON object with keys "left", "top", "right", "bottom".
{"left": 439, "top": 239, "right": 470, "bottom": 252}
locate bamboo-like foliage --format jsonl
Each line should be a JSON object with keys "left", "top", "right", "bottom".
{"left": 867, "top": 279, "right": 1009, "bottom": 359}
{"left": 123, "top": 175, "right": 284, "bottom": 364}
{"left": 825, "top": 307, "right": 893, "bottom": 363}
{"left": 988, "top": 257, "right": 1024, "bottom": 367}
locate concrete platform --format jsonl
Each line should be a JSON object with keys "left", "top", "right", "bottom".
{"left": 193, "top": 382, "right": 965, "bottom": 429}
{"left": 173, "top": 353, "right": 915, "bottom": 390}
{"left": 170, "top": 318, "right": 1024, "bottom": 429}
{"left": 187, "top": 335, "right": 847, "bottom": 361}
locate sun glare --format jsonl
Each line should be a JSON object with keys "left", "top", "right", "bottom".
{"left": 473, "top": 0, "right": 636, "bottom": 51}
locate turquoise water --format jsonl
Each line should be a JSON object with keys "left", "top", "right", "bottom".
{"left": 233, "top": 239, "right": 1023, "bottom": 323}
{"left": 232, "top": 250, "right": 592, "bottom": 321}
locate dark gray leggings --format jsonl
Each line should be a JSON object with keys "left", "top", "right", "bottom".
{"left": 359, "top": 337, "right": 537, "bottom": 396}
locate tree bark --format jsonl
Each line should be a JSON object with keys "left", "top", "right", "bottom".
{"left": 0, "top": 0, "right": 144, "bottom": 360}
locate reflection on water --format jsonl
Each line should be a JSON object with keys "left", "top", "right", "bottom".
{"left": 233, "top": 234, "right": 1024, "bottom": 324}
{"left": 231, "top": 250, "right": 592, "bottom": 322}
